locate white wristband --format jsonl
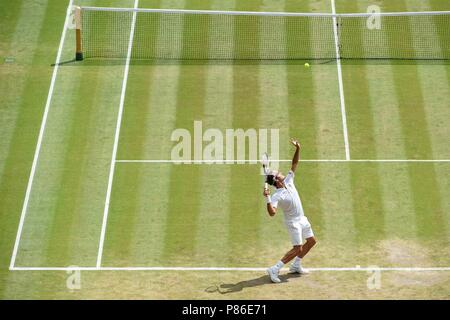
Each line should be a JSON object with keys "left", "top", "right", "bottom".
{"left": 266, "top": 196, "right": 272, "bottom": 204}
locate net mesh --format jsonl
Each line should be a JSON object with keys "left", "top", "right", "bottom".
{"left": 80, "top": 8, "right": 450, "bottom": 60}
{"left": 338, "top": 14, "right": 450, "bottom": 59}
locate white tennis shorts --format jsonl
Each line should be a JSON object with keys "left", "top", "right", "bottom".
{"left": 285, "top": 216, "right": 314, "bottom": 246}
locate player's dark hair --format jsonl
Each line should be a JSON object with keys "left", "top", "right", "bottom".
{"left": 266, "top": 175, "right": 275, "bottom": 186}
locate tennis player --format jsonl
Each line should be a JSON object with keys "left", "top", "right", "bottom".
{"left": 263, "top": 139, "right": 317, "bottom": 283}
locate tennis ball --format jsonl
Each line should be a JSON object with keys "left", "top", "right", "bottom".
{"left": 304, "top": 63, "right": 310, "bottom": 68}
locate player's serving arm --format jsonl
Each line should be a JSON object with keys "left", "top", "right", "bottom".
{"left": 264, "top": 139, "right": 300, "bottom": 216}
{"left": 263, "top": 139, "right": 317, "bottom": 283}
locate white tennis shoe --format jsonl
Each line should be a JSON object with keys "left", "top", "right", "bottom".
{"left": 267, "top": 267, "right": 281, "bottom": 283}
{"left": 289, "top": 264, "right": 310, "bottom": 275}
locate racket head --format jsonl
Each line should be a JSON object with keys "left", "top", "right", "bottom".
{"left": 261, "top": 152, "right": 270, "bottom": 175}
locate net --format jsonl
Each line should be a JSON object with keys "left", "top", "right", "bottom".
{"left": 77, "top": 7, "right": 450, "bottom": 61}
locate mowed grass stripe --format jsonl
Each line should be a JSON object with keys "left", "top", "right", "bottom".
{"left": 349, "top": 164, "right": 385, "bottom": 245}
{"left": 119, "top": 5, "right": 161, "bottom": 160}
{"left": 41, "top": 0, "right": 132, "bottom": 266}
{"left": 103, "top": 0, "right": 182, "bottom": 266}
{"left": 3, "top": 0, "right": 118, "bottom": 295}
{"left": 377, "top": 170, "right": 429, "bottom": 267}
{"left": 363, "top": 1, "right": 447, "bottom": 243}
{"left": 102, "top": 88, "right": 155, "bottom": 260}
{"left": 282, "top": 0, "right": 326, "bottom": 237}
{"left": 433, "top": 165, "right": 450, "bottom": 245}
{"left": 360, "top": 65, "right": 407, "bottom": 159}
{"left": 353, "top": 0, "right": 450, "bottom": 263}
{"left": 18, "top": 8, "right": 129, "bottom": 266}
{"left": 161, "top": 111, "right": 204, "bottom": 261}
{"left": 162, "top": 0, "right": 206, "bottom": 262}
{"left": 132, "top": 0, "right": 161, "bottom": 59}
{"left": 80, "top": 0, "right": 140, "bottom": 266}
{"left": 194, "top": 164, "right": 233, "bottom": 266}
{"left": 340, "top": 26, "right": 375, "bottom": 157}
{"left": 105, "top": 165, "right": 172, "bottom": 266}
{"left": 0, "top": 0, "right": 52, "bottom": 298}
{"left": 35, "top": 0, "right": 132, "bottom": 266}
{"left": 284, "top": 1, "right": 316, "bottom": 158}
{"left": 0, "top": 0, "right": 23, "bottom": 55}
{"left": 407, "top": 164, "right": 448, "bottom": 240}
{"left": 406, "top": 0, "right": 450, "bottom": 160}
{"left": 124, "top": 68, "right": 181, "bottom": 264}
{"left": 299, "top": 0, "right": 352, "bottom": 255}
{"left": 347, "top": 1, "right": 413, "bottom": 159}
{"left": 0, "top": 0, "right": 48, "bottom": 173}
{"left": 347, "top": 2, "right": 418, "bottom": 241}
{"left": 0, "top": 0, "right": 48, "bottom": 251}
{"left": 43, "top": 66, "right": 102, "bottom": 266}
{"left": 194, "top": 89, "right": 235, "bottom": 266}
{"left": 43, "top": 66, "right": 125, "bottom": 266}
{"left": 428, "top": 0, "right": 450, "bottom": 245}
{"left": 376, "top": 165, "right": 418, "bottom": 238}
{"left": 389, "top": 2, "right": 437, "bottom": 160}
{"left": 316, "top": 163, "right": 356, "bottom": 267}
{"left": 16, "top": 0, "right": 137, "bottom": 266}
{"left": 307, "top": 67, "right": 347, "bottom": 160}
{"left": 2, "top": 0, "right": 81, "bottom": 267}
{"left": 193, "top": 0, "right": 235, "bottom": 266}
{"left": 226, "top": 0, "right": 264, "bottom": 266}
{"left": 300, "top": 0, "right": 345, "bottom": 160}
{"left": 104, "top": 69, "right": 182, "bottom": 265}
{"left": 257, "top": 0, "right": 290, "bottom": 264}
{"left": 103, "top": 161, "right": 140, "bottom": 266}
{"left": 331, "top": 2, "right": 385, "bottom": 259}
{"left": 338, "top": 2, "right": 386, "bottom": 246}
{"left": 100, "top": 0, "right": 163, "bottom": 266}
{"left": 389, "top": 0, "right": 447, "bottom": 240}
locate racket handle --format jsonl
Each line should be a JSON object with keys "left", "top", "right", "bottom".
{"left": 264, "top": 182, "right": 268, "bottom": 190}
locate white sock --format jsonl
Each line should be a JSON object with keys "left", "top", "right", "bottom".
{"left": 293, "top": 257, "right": 302, "bottom": 266}
{"left": 273, "top": 261, "right": 284, "bottom": 271}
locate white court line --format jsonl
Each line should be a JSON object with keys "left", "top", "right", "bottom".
{"left": 115, "top": 159, "right": 450, "bottom": 163}
{"left": 331, "top": 0, "right": 351, "bottom": 161}
{"left": 80, "top": 6, "right": 450, "bottom": 17}
{"left": 96, "top": 0, "right": 139, "bottom": 268}
{"left": 9, "top": 0, "right": 74, "bottom": 271}
{"left": 10, "top": 266, "right": 450, "bottom": 272}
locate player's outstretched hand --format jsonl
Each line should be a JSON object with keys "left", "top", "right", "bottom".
{"left": 290, "top": 138, "right": 301, "bottom": 148}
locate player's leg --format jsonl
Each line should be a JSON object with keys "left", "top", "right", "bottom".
{"left": 299, "top": 236, "right": 316, "bottom": 258}
{"left": 283, "top": 222, "right": 302, "bottom": 264}
{"left": 267, "top": 245, "right": 301, "bottom": 283}
{"left": 281, "top": 245, "right": 302, "bottom": 264}
{"left": 267, "top": 224, "right": 302, "bottom": 283}
{"left": 290, "top": 217, "right": 316, "bottom": 274}
{"left": 300, "top": 216, "right": 316, "bottom": 258}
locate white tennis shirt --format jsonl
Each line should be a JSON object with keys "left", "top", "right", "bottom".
{"left": 270, "top": 170, "right": 305, "bottom": 221}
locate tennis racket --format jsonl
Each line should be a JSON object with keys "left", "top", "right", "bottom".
{"left": 261, "top": 152, "right": 270, "bottom": 190}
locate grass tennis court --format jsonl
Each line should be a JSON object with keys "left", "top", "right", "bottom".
{"left": 0, "top": 0, "right": 449, "bottom": 299}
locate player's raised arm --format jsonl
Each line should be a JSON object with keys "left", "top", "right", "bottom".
{"left": 290, "top": 138, "right": 301, "bottom": 172}
{"left": 263, "top": 187, "right": 277, "bottom": 216}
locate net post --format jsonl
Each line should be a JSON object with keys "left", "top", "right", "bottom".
{"left": 74, "top": 6, "right": 83, "bottom": 61}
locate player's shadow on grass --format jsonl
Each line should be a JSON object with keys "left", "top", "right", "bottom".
{"left": 205, "top": 273, "right": 303, "bottom": 294}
